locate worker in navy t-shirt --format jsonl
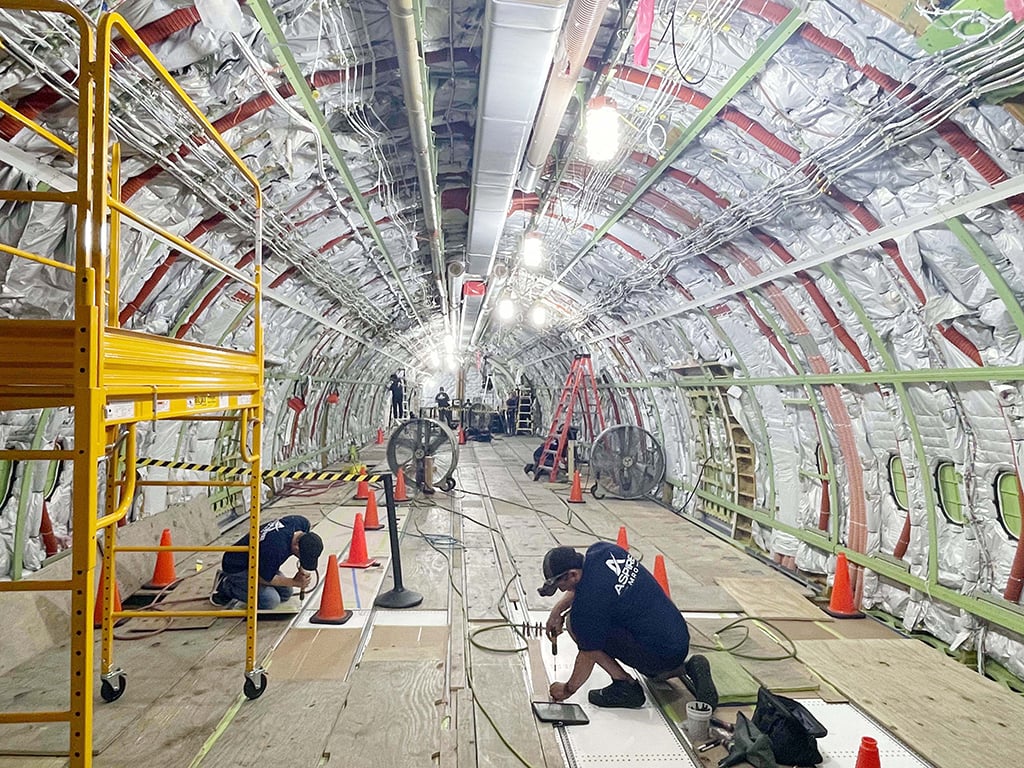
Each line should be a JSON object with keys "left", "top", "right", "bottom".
{"left": 539, "top": 542, "right": 718, "bottom": 709}
{"left": 213, "top": 515, "right": 323, "bottom": 610}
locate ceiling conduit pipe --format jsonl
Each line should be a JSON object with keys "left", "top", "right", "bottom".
{"left": 389, "top": 0, "right": 449, "bottom": 324}
{"left": 519, "top": 0, "right": 612, "bottom": 193}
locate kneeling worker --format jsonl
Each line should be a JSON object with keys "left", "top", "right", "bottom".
{"left": 213, "top": 515, "right": 323, "bottom": 609}
{"left": 540, "top": 543, "right": 718, "bottom": 709}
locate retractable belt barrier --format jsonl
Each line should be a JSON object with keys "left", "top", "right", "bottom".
{"left": 136, "top": 457, "right": 383, "bottom": 483}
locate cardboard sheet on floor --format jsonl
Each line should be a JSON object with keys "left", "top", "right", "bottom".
{"left": 796, "top": 638, "right": 1024, "bottom": 767}
{"left": 268, "top": 627, "right": 361, "bottom": 680}
{"left": 717, "top": 576, "right": 828, "bottom": 621}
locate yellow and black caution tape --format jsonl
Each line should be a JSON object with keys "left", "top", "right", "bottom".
{"left": 136, "top": 457, "right": 386, "bottom": 483}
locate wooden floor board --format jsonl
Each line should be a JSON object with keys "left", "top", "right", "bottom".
{"left": 321, "top": 660, "right": 444, "bottom": 768}
{"left": 796, "top": 638, "right": 1023, "bottom": 767}
{"left": 200, "top": 680, "right": 349, "bottom": 767}
{"left": 717, "top": 576, "right": 828, "bottom": 621}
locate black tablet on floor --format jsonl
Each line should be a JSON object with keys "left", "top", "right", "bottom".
{"left": 531, "top": 701, "right": 590, "bottom": 726}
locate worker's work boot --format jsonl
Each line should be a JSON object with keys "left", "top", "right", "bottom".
{"left": 682, "top": 655, "right": 719, "bottom": 709}
{"left": 587, "top": 678, "right": 645, "bottom": 708}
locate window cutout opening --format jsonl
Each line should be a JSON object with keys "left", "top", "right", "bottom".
{"left": 995, "top": 472, "right": 1022, "bottom": 539}
{"left": 935, "top": 462, "right": 965, "bottom": 524}
{"left": 889, "top": 455, "right": 909, "bottom": 512}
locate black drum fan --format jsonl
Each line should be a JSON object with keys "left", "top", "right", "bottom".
{"left": 589, "top": 425, "right": 666, "bottom": 500}
{"left": 386, "top": 418, "right": 458, "bottom": 492}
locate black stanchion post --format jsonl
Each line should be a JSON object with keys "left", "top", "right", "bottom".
{"left": 373, "top": 473, "right": 423, "bottom": 609}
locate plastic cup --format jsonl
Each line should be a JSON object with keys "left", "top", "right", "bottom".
{"left": 685, "top": 700, "right": 713, "bottom": 742}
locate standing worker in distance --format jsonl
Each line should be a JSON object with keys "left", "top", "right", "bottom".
{"left": 212, "top": 515, "right": 323, "bottom": 609}
{"left": 387, "top": 372, "right": 405, "bottom": 421}
{"left": 435, "top": 386, "right": 452, "bottom": 426}
{"left": 540, "top": 543, "right": 718, "bottom": 709}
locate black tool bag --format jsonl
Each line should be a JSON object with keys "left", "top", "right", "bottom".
{"left": 751, "top": 687, "right": 827, "bottom": 766}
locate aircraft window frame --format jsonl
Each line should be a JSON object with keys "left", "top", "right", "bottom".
{"left": 995, "top": 471, "right": 1022, "bottom": 539}
{"left": 889, "top": 455, "right": 909, "bottom": 511}
{"left": 935, "top": 462, "right": 965, "bottom": 525}
{"left": 42, "top": 440, "right": 65, "bottom": 502}
{"left": 0, "top": 460, "right": 14, "bottom": 512}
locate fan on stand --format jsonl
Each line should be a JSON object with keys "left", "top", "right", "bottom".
{"left": 589, "top": 425, "right": 666, "bottom": 500}
{"left": 386, "top": 418, "right": 459, "bottom": 492}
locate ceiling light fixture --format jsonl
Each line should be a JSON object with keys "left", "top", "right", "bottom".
{"left": 521, "top": 234, "right": 544, "bottom": 268}
{"left": 497, "top": 298, "right": 517, "bottom": 321}
{"left": 529, "top": 305, "right": 547, "bottom": 327}
{"left": 585, "top": 96, "right": 619, "bottom": 163}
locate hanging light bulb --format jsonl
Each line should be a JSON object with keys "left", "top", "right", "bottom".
{"left": 497, "top": 298, "right": 516, "bottom": 321}
{"left": 529, "top": 305, "right": 547, "bottom": 327}
{"left": 521, "top": 234, "right": 543, "bottom": 268}
{"left": 585, "top": 97, "right": 619, "bottom": 163}
{"left": 429, "top": 352, "right": 441, "bottom": 368}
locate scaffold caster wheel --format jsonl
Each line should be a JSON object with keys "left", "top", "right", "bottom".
{"left": 591, "top": 483, "right": 605, "bottom": 500}
{"left": 439, "top": 477, "right": 456, "bottom": 492}
{"left": 100, "top": 674, "right": 126, "bottom": 703}
{"left": 243, "top": 673, "right": 267, "bottom": 700}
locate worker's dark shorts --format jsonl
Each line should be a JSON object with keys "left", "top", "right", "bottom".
{"left": 567, "top": 614, "right": 688, "bottom": 677}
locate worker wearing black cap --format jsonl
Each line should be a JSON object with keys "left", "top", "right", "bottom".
{"left": 212, "top": 515, "right": 323, "bottom": 609}
{"left": 539, "top": 543, "right": 717, "bottom": 709}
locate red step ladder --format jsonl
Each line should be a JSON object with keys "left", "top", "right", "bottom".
{"left": 538, "top": 354, "right": 605, "bottom": 482}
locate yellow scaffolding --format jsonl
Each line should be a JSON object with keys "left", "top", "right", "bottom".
{"left": 0, "top": 4, "right": 265, "bottom": 765}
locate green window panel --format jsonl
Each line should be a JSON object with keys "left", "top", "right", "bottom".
{"left": 0, "top": 460, "right": 14, "bottom": 511}
{"left": 42, "top": 441, "right": 66, "bottom": 502}
{"left": 995, "top": 471, "right": 1022, "bottom": 539}
{"left": 0, "top": 462, "right": 12, "bottom": 512}
{"left": 935, "top": 462, "right": 965, "bottom": 524}
{"left": 889, "top": 456, "right": 909, "bottom": 511}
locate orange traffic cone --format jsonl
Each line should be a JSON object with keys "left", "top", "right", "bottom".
{"left": 310, "top": 554, "right": 353, "bottom": 625}
{"left": 457, "top": 426, "right": 466, "bottom": 445}
{"left": 39, "top": 503, "right": 60, "bottom": 556}
{"left": 616, "top": 526, "right": 629, "bottom": 550}
{"left": 94, "top": 563, "right": 122, "bottom": 627}
{"left": 143, "top": 528, "right": 178, "bottom": 589}
{"left": 568, "top": 470, "right": 585, "bottom": 504}
{"left": 339, "top": 513, "right": 376, "bottom": 568}
{"left": 355, "top": 476, "right": 370, "bottom": 500}
{"left": 376, "top": 427, "right": 384, "bottom": 445}
{"left": 364, "top": 492, "right": 383, "bottom": 530}
{"left": 854, "top": 736, "right": 881, "bottom": 768}
{"left": 824, "top": 552, "right": 863, "bottom": 618}
{"left": 653, "top": 554, "right": 671, "bottom": 597}
{"left": 394, "top": 467, "right": 408, "bottom": 502}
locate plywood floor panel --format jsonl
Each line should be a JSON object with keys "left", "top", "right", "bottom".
{"left": 717, "top": 576, "right": 829, "bottom": 621}
{"left": 362, "top": 624, "right": 448, "bottom": 662}
{"left": 200, "top": 680, "right": 349, "bottom": 768}
{"left": 321, "top": 660, "right": 444, "bottom": 768}
{"left": 268, "top": 627, "right": 361, "bottom": 679}
{"left": 796, "top": 638, "right": 1023, "bottom": 768}
{"left": 469, "top": 648, "right": 549, "bottom": 768}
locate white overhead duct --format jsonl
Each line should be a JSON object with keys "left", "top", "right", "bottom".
{"left": 518, "top": 0, "right": 612, "bottom": 192}
{"left": 466, "top": 0, "right": 567, "bottom": 282}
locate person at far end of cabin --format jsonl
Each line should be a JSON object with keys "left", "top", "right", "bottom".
{"left": 435, "top": 386, "right": 452, "bottom": 425}
{"left": 540, "top": 543, "right": 718, "bottom": 709}
{"left": 212, "top": 515, "right": 323, "bottom": 610}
